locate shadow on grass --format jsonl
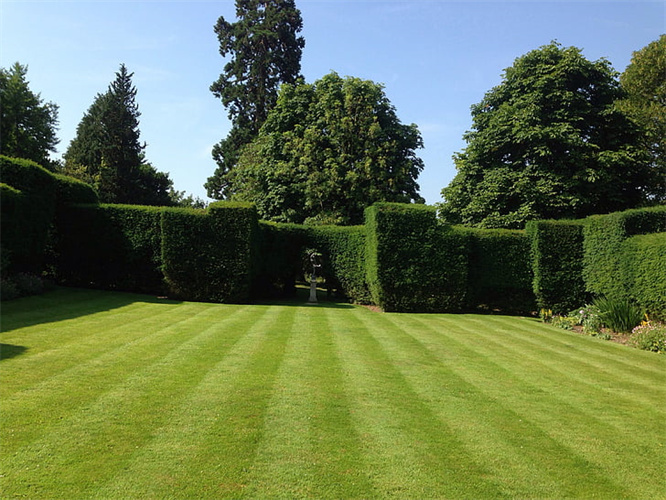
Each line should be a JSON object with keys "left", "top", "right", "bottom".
{"left": 1, "top": 287, "right": 183, "bottom": 333}
{"left": 0, "top": 343, "right": 28, "bottom": 361}
{"left": 252, "top": 284, "right": 356, "bottom": 310}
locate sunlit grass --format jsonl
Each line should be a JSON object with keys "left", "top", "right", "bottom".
{"left": 2, "top": 288, "right": 664, "bottom": 499}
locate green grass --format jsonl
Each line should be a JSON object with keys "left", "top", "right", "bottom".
{"left": 1, "top": 288, "right": 665, "bottom": 499}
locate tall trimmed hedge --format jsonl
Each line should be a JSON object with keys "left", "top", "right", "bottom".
{"left": 466, "top": 228, "right": 535, "bottom": 313}
{"left": 307, "top": 225, "right": 371, "bottom": 304}
{"left": 583, "top": 206, "right": 666, "bottom": 301}
{"left": 0, "top": 156, "right": 98, "bottom": 275}
{"left": 621, "top": 233, "right": 666, "bottom": 319}
{"left": 54, "top": 204, "right": 164, "bottom": 293}
{"left": 526, "top": 220, "right": 587, "bottom": 314}
{"left": 366, "top": 203, "right": 469, "bottom": 313}
{"left": 161, "top": 202, "right": 257, "bottom": 303}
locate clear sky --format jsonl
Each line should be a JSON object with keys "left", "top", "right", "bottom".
{"left": 1, "top": 0, "right": 664, "bottom": 205}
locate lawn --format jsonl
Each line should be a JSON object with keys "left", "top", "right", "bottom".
{"left": 1, "top": 288, "right": 664, "bottom": 499}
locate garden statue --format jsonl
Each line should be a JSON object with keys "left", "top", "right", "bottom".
{"left": 308, "top": 251, "right": 322, "bottom": 303}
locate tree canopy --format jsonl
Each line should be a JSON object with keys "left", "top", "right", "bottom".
{"left": 64, "top": 64, "right": 174, "bottom": 206}
{"left": 439, "top": 42, "right": 654, "bottom": 229}
{"left": 228, "top": 72, "right": 425, "bottom": 225}
{"left": 0, "top": 62, "right": 60, "bottom": 171}
{"left": 206, "top": 0, "right": 305, "bottom": 200}
{"left": 618, "top": 35, "right": 666, "bottom": 202}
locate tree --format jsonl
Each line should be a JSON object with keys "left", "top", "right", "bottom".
{"left": 228, "top": 72, "right": 425, "bottom": 225}
{"left": 0, "top": 62, "right": 60, "bottom": 170}
{"left": 439, "top": 42, "right": 653, "bottom": 229}
{"left": 64, "top": 64, "right": 174, "bottom": 205}
{"left": 205, "top": 0, "right": 305, "bottom": 199}
{"left": 618, "top": 35, "right": 666, "bottom": 202}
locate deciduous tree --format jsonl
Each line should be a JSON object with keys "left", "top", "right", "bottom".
{"left": 229, "top": 72, "right": 425, "bottom": 225}
{"left": 439, "top": 42, "right": 652, "bottom": 229}
{"left": 618, "top": 35, "right": 666, "bottom": 202}
{"left": 0, "top": 63, "right": 59, "bottom": 170}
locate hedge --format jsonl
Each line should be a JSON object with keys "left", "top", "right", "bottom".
{"left": 621, "top": 233, "right": 666, "bottom": 319}
{"left": 0, "top": 157, "right": 56, "bottom": 274}
{"left": 53, "top": 204, "right": 164, "bottom": 294}
{"left": 306, "top": 224, "right": 371, "bottom": 304}
{"left": 254, "top": 222, "right": 309, "bottom": 298}
{"left": 526, "top": 220, "right": 587, "bottom": 314}
{"left": 366, "top": 203, "right": 469, "bottom": 313}
{"left": 161, "top": 202, "right": 257, "bottom": 303}
{"left": 583, "top": 206, "right": 666, "bottom": 301}
{"left": 466, "top": 228, "right": 535, "bottom": 313}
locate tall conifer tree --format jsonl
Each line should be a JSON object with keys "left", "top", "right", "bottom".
{"left": 206, "top": 0, "right": 305, "bottom": 199}
{"left": 64, "top": 64, "right": 173, "bottom": 205}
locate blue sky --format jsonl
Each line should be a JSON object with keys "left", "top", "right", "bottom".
{"left": 2, "top": 0, "right": 664, "bottom": 204}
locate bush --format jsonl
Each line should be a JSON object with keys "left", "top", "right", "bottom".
{"left": 593, "top": 296, "right": 644, "bottom": 334}
{"left": 13, "top": 273, "right": 44, "bottom": 296}
{"left": 526, "top": 220, "right": 587, "bottom": 314}
{"left": 630, "top": 322, "right": 666, "bottom": 354}
{"left": 0, "top": 277, "right": 20, "bottom": 301}
{"left": 568, "top": 304, "right": 603, "bottom": 334}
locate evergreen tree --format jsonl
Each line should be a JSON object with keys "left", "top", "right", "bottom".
{"left": 0, "top": 62, "right": 60, "bottom": 170}
{"left": 205, "top": 0, "right": 305, "bottom": 199}
{"left": 64, "top": 64, "right": 173, "bottom": 205}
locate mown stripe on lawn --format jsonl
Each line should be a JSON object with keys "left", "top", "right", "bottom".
{"left": 332, "top": 307, "right": 508, "bottom": 499}
{"left": 1, "top": 302, "right": 246, "bottom": 453}
{"left": 357, "top": 311, "right": 634, "bottom": 499}
{"left": 89, "top": 305, "right": 294, "bottom": 500}
{"left": 244, "top": 305, "right": 375, "bottom": 499}
{"left": 2, "top": 303, "right": 270, "bottom": 499}
{"left": 396, "top": 313, "right": 662, "bottom": 499}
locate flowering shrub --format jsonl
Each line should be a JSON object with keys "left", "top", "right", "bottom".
{"left": 630, "top": 322, "right": 666, "bottom": 354}
{"left": 569, "top": 304, "right": 603, "bottom": 334}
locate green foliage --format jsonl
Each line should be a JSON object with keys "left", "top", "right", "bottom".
{"left": 621, "top": 233, "right": 666, "bottom": 319}
{"left": 254, "top": 221, "right": 308, "bottom": 298}
{"left": 465, "top": 227, "right": 535, "bottom": 313}
{"left": 53, "top": 173, "right": 99, "bottom": 206}
{"left": 0, "top": 63, "right": 60, "bottom": 171}
{"left": 593, "top": 296, "right": 644, "bottom": 334}
{"left": 630, "top": 322, "right": 666, "bottom": 354}
{"left": 53, "top": 204, "right": 165, "bottom": 294}
{"left": 0, "top": 156, "right": 56, "bottom": 273}
{"left": 63, "top": 64, "right": 174, "bottom": 206}
{"left": 207, "top": 0, "right": 305, "bottom": 200}
{"left": 229, "top": 73, "right": 425, "bottom": 225}
{"left": 568, "top": 304, "right": 604, "bottom": 334}
{"left": 526, "top": 220, "right": 587, "bottom": 314}
{"left": 306, "top": 224, "right": 371, "bottom": 303}
{"left": 161, "top": 202, "right": 258, "bottom": 303}
{"left": 440, "top": 42, "right": 652, "bottom": 229}
{"left": 583, "top": 206, "right": 666, "bottom": 310}
{"left": 618, "top": 35, "right": 666, "bottom": 202}
{"left": 366, "top": 203, "right": 469, "bottom": 312}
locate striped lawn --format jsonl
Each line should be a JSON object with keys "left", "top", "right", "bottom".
{"left": 1, "top": 288, "right": 664, "bottom": 499}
